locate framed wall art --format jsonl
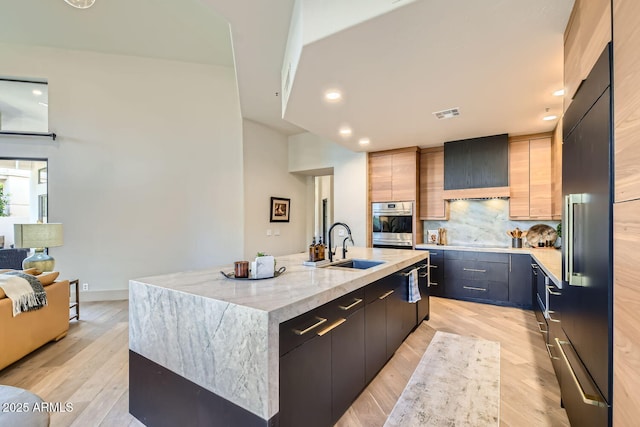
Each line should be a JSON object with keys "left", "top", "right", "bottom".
{"left": 270, "top": 197, "right": 290, "bottom": 222}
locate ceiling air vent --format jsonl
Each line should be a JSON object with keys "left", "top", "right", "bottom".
{"left": 432, "top": 107, "right": 461, "bottom": 120}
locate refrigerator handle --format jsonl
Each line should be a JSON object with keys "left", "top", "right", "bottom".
{"left": 565, "top": 194, "right": 586, "bottom": 286}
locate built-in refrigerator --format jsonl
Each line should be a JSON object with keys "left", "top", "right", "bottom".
{"left": 560, "top": 43, "right": 612, "bottom": 426}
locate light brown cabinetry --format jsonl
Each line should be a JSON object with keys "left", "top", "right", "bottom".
{"left": 508, "top": 134, "right": 553, "bottom": 219}
{"left": 613, "top": 0, "right": 640, "bottom": 203}
{"left": 419, "top": 147, "right": 448, "bottom": 220}
{"left": 551, "top": 121, "right": 563, "bottom": 219}
{"left": 613, "top": 1, "right": 640, "bottom": 425}
{"left": 368, "top": 148, "right": 418, "bottom": 203}
{"left": 564, "top": 0, "right": 611, "bottom": 109}
{"left": 613, "top": 199, "right": 640, "bottom": 427}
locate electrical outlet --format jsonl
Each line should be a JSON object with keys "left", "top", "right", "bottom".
{"left": 266, "top": 229, "right": 272, "bottom": 236}
{"left": 274, "top": 229, "right": 280, "bottom": 236}
{"left": 82, "top": 283, "right": 89, "bottom": 291}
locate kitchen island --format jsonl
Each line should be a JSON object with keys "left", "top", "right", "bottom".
{"left": 128, "top": 247, "right": 427, "bottom": 426}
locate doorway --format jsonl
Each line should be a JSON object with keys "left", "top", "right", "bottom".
{"left": 313, "top": 175, "right": 333, "bottom": 245}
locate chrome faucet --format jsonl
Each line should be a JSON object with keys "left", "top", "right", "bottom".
{"left": 328, "top": 222, "right": 354, "bottom": 262}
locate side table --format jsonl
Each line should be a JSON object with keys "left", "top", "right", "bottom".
{"left": 69, "top": 279, "right": 79, "bottom": 321}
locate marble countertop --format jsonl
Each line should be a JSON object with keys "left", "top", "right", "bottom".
{"left": 415, "top": 243, "right": 561, "bottom": 286}
{"left": 133, "top": 247, "right": 427, "bottom": 323}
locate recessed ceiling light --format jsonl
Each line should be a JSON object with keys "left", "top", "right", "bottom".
{"left": 339, "top": 127, "right": 352, "bottom": 137}
{"left": 32, "top": 89, "right": 42, "bottom": 96}
{"left": 325, "top": 90, "right": 342, "bottom": 101}
{"left": 543, "top": 115, "right": 558, "bottom": 121}
{"left": 553, "top": 89, "right": 565, "bottom": 97}
{"left": 359, "top": 138, "right": 370, "bottom": 146}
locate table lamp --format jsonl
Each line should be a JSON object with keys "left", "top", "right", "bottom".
{"left": 14, "top": 223, "right": 64, "bottom": 273}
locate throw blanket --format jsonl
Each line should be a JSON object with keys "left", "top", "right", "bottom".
{"left": 0, "top": 272, "right": 48, "bottom": 317}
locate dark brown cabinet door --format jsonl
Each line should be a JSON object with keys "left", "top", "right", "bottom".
{"left": 364, "top": 296, "right": 387, "bottom": 384}
{"left": 508, "top": 254, "right": 533, "bottom": 308}
{"left": 385, "top": 283, "right": 414, "bottom": 359}
{"left": 331, "top": 309, "right": 365, "bottom": 423}
{"left": 428, "top": 251, "right": 445, "bottom": 297}
{"left": 279, "top": 333, "right": 332, "bottom": 427}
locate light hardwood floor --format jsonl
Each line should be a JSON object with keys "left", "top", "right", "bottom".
{"left": 0, "top": 298, "right": 569, "bottom": 426}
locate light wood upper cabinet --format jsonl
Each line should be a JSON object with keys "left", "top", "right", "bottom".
{"left": 564, "top": 0, "right": 611, "bottom": 110}
{"left": 391, "top": 151, "right": 419, "bottom": 202}
{"left": 613, "top": 0, "right": 640, "bottom": 203}
{"left": 613, "top": 1, "right": 640, "bottom": 424}
{"left": 529, "top": 138, "right": 552, "bottom": 218}
{"left": 509, "top": 139, "right": 530, "bottom": 217}
{"left": 369, "top": 154, "right": 393, "bottom": 202}
{"left": 368, "top": 148, "right": 418, "bottom": 203}
{"left": 419, "top": 147, "right": 448, "bottom": 220}
{"left": 509, "top": 135, "right": 553, "bottom": 220}
{"left": 551, "top": 120, "right": 563, "bottom": 219}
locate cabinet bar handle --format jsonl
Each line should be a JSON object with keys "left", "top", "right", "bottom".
{"left": 429, "top": 282, "right": 438, "bottom": 287}
{"left": 419, "top": 273, "right": 428, "bottom": 278}
{"left": 317, "top": 318, "right": 347, "bottom": 336}
{"left": 566, "top": 194, "right": 586, "bottom": 286}
{"left": 545, "top": 343, "right": 559, "bottom": 360}
{"left": 378, "top": 290, "right": 395, "bottom": 300}
{"left": 429, "top": 265, "right": 438, "bottom": 269}
{"left": 548, "top": 311, "right": 561, "bottom": 323}
{"left": 339, "top": 298, "right": 363, "bottom": 311}
{"left": 292, "top": 317, "right": 328, "bottom": 335}
{"left": 556, "top": 339, "right": 608, "bottom": 407}
{"left": 546, "top": 285, "right": 561, "bottom": 296}
{"left": 463, "top": 285, "right": 487, "bottom": 292}
{"left": 418, "top": 264, "right": 428, "bottom": 270}
{"left": 463, "top": 268, "right": 486, "bottom": 273}
{"left": 536, "top": 322, "right": 548, "bottom": 334}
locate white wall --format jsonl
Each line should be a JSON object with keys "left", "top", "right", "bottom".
{"left": 0, "top": 42, "right": 244, "bottom": 300}
{"left": 288, "top": 132, "right": 367, "bottom": 246}
{"left": 243, "top": 119, "right": 307, "bottom": 258}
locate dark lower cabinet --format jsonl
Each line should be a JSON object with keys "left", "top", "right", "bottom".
{"left": 426, "top": 250, "right": 445, "bottom": 297}
{"left": 364, "top": 295, "right": 387, "bottom": 384}
{"left": 508, "top": 254, "right": 533, "bottom": 308}
{"left": 416, "top": 263, "right": 430, "bottom": 322}
{"left": 385, "top": 283, "right": 415, "bottom": 359}
{"left": 331, "top": 309, "right": 365, "bottom": 423}
{"left": 279, "top": 332, "right": 332, "bottom": 427}
{"left": 280, "top": 261, "right": 427, "bottom": 427}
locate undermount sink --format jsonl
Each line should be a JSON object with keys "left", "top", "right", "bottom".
{"left": 329, "top": 259, "right": 385, "bottom": 269}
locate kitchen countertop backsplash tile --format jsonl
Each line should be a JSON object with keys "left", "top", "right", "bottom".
{"left": 423, "top": 199, "right": 559, "bottom": 247}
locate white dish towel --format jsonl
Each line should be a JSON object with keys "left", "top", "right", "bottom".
{"left": 408, "top": 268, "right": 421, "bottom": 303}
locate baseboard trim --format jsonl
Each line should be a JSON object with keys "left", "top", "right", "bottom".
{"left": 81, "top": 289, "right": 129, "bottom": 302}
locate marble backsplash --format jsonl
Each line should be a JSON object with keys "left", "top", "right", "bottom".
{"left": 422, "top": 199, "right": 560, "bottom": 247}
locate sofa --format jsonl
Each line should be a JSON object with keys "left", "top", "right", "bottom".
{"left": 0, "top": 248, "right": 29, "bottom": 270}
{"left": 0, "top": 270, "right": 69, "bottom": 371}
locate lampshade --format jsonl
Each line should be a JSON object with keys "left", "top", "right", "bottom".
{"left": 14, "top": 223, "right": 64, "bottom": 249}
{"left": 64, "top": 0, "right": 96, "bottom": 9}
{"left": 14, "top": 224, "right": 63, "bottom": 273}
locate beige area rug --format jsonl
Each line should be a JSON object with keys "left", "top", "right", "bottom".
{"left": 384, "top": 331, "right": 500, "bottom": 427}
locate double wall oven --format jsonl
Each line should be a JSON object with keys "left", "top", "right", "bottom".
{"left": 371, "top": 202, "right": 414, "bottom": 249}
